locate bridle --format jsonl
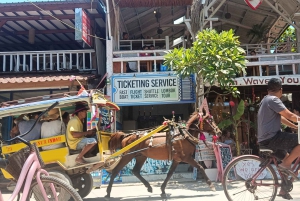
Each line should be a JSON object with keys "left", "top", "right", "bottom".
{"left": 197, "top": 112, "right": 221, "bottom": 135}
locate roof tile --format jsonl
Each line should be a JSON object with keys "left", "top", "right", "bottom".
{"left": 0, "top": 73, "right": 94, "bottom": 84}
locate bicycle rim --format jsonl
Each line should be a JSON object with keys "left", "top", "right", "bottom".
{"left": 223, "top": 155, "right": 278, "bottom": 201}
{"left": 27, "top": 175, "right": 83, "bottom": 201}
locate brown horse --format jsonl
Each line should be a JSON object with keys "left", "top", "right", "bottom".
{"left": 105, "top": 112, "right": 221, "bottom": 199}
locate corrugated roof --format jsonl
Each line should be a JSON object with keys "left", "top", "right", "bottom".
{"left": 0, "top": 73, "right": 95, "bottom": 84}
{"left": 118, "top": 0, "right": 192, "bottom": 7}
{"left": 0, "top": 0, "right": 104, "bottom": 51}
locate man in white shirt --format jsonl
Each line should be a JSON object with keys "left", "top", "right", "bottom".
{"left": 41, "top": 108, "right": 66, "bottom": 150}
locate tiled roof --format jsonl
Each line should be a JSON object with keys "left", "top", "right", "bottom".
{"left": 0, "top": 73, "right": 95, "bottom": 84}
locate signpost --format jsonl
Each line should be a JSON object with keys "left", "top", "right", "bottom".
{"left": 75, "top": 8, "right": 92, "bottom": 47}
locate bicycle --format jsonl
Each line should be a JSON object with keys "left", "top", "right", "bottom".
{"left": 0, "top": 102, "right": 83, "bottom": 201}
{"left": 222, "top": 147, "right": 300, "bottom": 201}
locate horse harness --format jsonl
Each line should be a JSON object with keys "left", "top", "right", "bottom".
{"left": 120, "top": 127, "right": 197, "bottom": 161}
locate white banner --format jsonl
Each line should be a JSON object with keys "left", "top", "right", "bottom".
{"left": 236, "top": 160, "right": 267, "bottom": 180}
{"left": 233, "top": 75, "right": 300, "bottom": 86}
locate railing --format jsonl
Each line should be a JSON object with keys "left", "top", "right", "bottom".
{"left": 0, "top": 49, "right": 95, "bottom": 73}
{"left": 241, "top": 42, "right": 298, "bottom": 54}
{"left": 242, "top": 53, "right": 300, "bottom": 77}
{"left": 119, "top": 36, "right": 169, "bottom": 51}
{"left": 112, "top": 50, "right": 168, "bottom": 73}
{"left": 112, "top": 50, "right": 300, "bottom": 76}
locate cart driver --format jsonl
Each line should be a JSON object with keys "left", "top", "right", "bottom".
{"left": 67, "top": 103, "right": 97, "bottom": 165}
{"left": 258, "top": 78, "right": 300, "bottom": 199}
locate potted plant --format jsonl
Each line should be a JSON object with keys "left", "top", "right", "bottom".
{"left": 218, "top": 100, "right": 245, "bottom": 155}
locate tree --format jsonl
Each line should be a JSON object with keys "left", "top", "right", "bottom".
{"left": 276, "top": 26, "right": 296, "bottom": 52}
{"left": 218, "top": 100, "right": 245, "bottom": 155}
{"left": 164, "top": 29, "right": 247, "bottom": 109}
{"left": 247, "top": 24, "right": 269, "bottom": 42}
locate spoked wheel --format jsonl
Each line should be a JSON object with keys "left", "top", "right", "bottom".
{"left": 27, "top": 175, "right": 82, "bottom": 201}
{"left": 222, "top": 155, "right": 278, "bottom": 201}
{"left": 71, "top": 173, "right": 94, "bottom": 198}
{"left": 48, "top": 170, "right": 72, "bottom": 186}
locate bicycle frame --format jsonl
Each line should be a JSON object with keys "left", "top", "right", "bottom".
{"left": 0, "top": 149, "right": 58, "bottom": 201}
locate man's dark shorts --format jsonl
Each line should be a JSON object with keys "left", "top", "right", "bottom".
{"left": 259, "top": 131, "right": 298, "bottom": 160}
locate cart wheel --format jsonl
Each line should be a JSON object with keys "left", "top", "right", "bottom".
{"left": 72, "top": 173, "right": 94, "bottom": 198}
{"left": 48, "top": 170, "right": 72, "bottom": 186}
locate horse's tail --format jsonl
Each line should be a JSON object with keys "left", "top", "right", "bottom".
{"left": 108, "top": 132, "right": 126, "bottom": 153}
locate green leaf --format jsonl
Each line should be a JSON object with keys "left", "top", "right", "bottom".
{"left": 218, "top": 119, "right": 233, "bottom": 130}
{"left": 233, "top": 100, "right": 245, "bottom": 120}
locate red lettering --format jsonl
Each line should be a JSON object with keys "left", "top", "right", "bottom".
{"left": 293, "top": 78, "right": 299, "bottom": 83}
{"left": 280, "top": 76, "right": 285, "bottom": 83}
{"left": 5, "top": 147, "right": 12, "bottom": 152}
{"left": 287, "top": 78, "right": 293, "bottom": 83}
{"left": 243, "top": 78, "right": 253, "bottom": 85}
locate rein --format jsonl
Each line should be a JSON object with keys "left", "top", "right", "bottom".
{"left": 120, "top": 137, "right": 183, "bottom": 157}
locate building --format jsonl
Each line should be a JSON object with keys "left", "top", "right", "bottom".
{"left": 104, "top": 0, "right": 300, "bottom": 146}
{"left": 0, "top": 0, "right": 106, "bottom": 140}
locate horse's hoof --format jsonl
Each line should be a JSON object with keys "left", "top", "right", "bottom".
{"left": 148, "top": 187, "right": 153, "bottom": 193}
{"left": 209, "top": 184, "right": 216, "bottom": 192}
{"left": 161, "top": 193, "right": 167, "bottom": 198}
{"left": 161, "top": 193, "right": 170, "bottom": 198}
{"left": 104, "top": 195, "right": 110, "bottom": 201}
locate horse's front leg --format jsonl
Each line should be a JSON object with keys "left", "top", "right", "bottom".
{"left": 132, "top": 155, "right": 153, "bottom": 193}
{"left": 183, "top": 156, "right": 216, "bottom": 191}
{"left": 105, "top": 155, "right": 136, "bottom": 200}
{"left": 160, "top": 160, "right": 179, "bottom": 198}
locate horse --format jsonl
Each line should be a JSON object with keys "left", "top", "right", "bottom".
{"left": 105, "top": 111, "right": 222, "bottom": 199}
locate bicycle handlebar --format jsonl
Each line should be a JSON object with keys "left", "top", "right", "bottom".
{"left": 6, "top": 101, "right": 59, "bottom": 146}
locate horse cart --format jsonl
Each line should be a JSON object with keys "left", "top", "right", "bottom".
{"left": 0, "top": 90, "right": 170, "bottom": 198}
{"left": 0, "top": 89, "right": 221, "bottom": 199}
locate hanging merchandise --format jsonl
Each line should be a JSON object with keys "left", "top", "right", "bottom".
{"left": 211, "top": 95, "right": 225, "bottom": 124}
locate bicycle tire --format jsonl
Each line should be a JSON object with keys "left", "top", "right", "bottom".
{"left": 27, "top": 175, "right": 83, "bottom": 201}
{"left": 222, "top": 155, "right": 278, "bottom": 201}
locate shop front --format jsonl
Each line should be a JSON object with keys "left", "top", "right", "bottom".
{"left": 110, "top": 73, "right": 196, "bottom": 130}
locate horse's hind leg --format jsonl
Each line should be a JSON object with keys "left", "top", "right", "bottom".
{"left": 105, "top": 155, "right": 136, "bottom": 199}
{"left": 132, "top": 155, "right": 153, "bottom": 193}
{"left": 160, "top": 160, "right": 179, "bottom": 198}
{"left": 184, "top": 156, "right": 216, "bottom": 191}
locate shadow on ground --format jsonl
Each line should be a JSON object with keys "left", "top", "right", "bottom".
{"left": 84, "top": 194, "right": 216, "bottom": 201}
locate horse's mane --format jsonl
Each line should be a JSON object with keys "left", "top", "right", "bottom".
{"left": 109, "top": 132, "right": 126, "bottom": 153}
{"left": 186, "top": 112, "right": 199, "bottom": 129}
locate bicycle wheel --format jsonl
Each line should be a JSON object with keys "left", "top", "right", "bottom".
{"left": 27, "top": 175, "right": 83, "bottom": 201}
{"left": 223, "top": 155, "right": 278, "bottom": 201}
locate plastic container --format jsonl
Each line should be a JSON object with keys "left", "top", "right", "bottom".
{"left": 160, "top": 65, "right": 168, "bottom": 71}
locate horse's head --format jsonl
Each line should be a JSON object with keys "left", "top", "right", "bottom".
{"left": 186, "top": 111, "right": 222, "bottom": 137}
{"left": 109, "top": 132, "right": 126, "bottom": 153}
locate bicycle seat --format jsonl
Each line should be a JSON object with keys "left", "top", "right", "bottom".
{"left": 0, "top": 158, "right": 8, "bottom": 169}
{"left": 260, "top": 147, "right": 273, "bottom": 153}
